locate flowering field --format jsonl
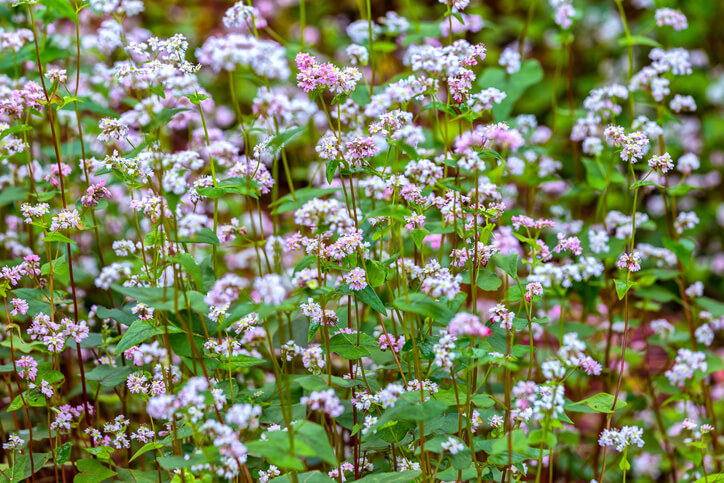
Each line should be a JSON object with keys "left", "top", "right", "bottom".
{"left": 0, "top": 0, "right": 723, "bottom": 481}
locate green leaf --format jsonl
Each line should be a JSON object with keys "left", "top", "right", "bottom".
{"left": 55, "top": 442, "right": 72, "bottom": 465}
{"left": 697, "top": 297, "right": 724, "bottom": 317}
{"left": 176, "top": 227, "right": 219, "bottom": 245}
{"left": 74, "top": 458, "right": 117, "bottom": 483}
{"left": 95, "top": 307, "right": 136, "bottom": 325}
{"left": 7, "top": 390, "right": 46, "bottom": 412}
{"left": 476, "top": 269, "right": 502, "bottom": 291}
{"left": 355, "top": 286, "right": 387, "bottom": 315}
{"left": 495, "top": 253, "right": 519, "bottom": 278}
{"left": 85, "top": 365, "right": 134, "bottom": 388}
{"left": 326, "top": 159, "right": 340, "bottom": 183}
{"left": 329, "top": 333, "right": 371, "bottom": 360}
{"left": 40, "top": 0, "right": 77, "bottom": 20}
{"left": 411, "top": 229, "right": 429, "bottom": 249}
{"left": 116, "top": 320, "right": 166, "bottom": 353}
{"left": 0, "top": 186, "right": 27, "bottom": 207}
{"left": 172, "top": 253, "right": 204, "bottom": 290}
{"left": 41, "top": 231, "right": 75, "bottom": 245}
{"left": 566, "top": 393, "right": 627, "bottom": 414}
{"left": 10, "top": 452, "right": 50, "bottom": 482}
{"left": 355, "top": 471, "right": 421, "bottom": 483}
{"left": 365, "top": 260, "right": 386, "bottom": 288}
{"left": 619, "top": 35, "right": 661, "bottom": 48}
{"left": 129, "top": 442, "right": 164, "bottom": 463}
{"left": 393, "top": 292, "right": 455, "bottom": 323}
{"left": 218, "top": 354, "right": 266, "bottom": 370}
{"left": 478, "top": 60, "right": 543, "bottom": 119}
{"left": 268, "top": 125, "right": 307, "bottom": 154}
{"left": 0, "top": 124, "right": 31, "bottom": 140}
{"left": 245, "top": 437, "right": 305, "bottom": 471}
{"left": 614, "top": 280, "right": 637, "bottom": 300}
{"left": 270, "top": 471, "right": 336, "bottom": 483}
{"left": 619, "top": 454, "right": 631, "bottom": 471}
{"left": 294, "top": 421, "right": 338, "bottom": 466}
{"left": 693, "top": 474, "right": 724, "bottom": 483}
{"left": 157, "top": 454, "right": 207, "bottom": 470}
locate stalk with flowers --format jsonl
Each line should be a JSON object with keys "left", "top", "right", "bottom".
{"left": 0, "top": 0, "right": 722, "bottom": 482}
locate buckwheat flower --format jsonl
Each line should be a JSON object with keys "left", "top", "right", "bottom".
{"left": 579, "top": 356, "right": 602, "bottom": 376}
{"left": 302, "top": 345, "right": 326, "bottom": 374}
{"left": 620, "top": 131, "right": 650, "bottom": 163}
{"left": 345, "top": 267, "right": 368, "bottom": 291}
{"left": 675, "top": 211, "right": 698, "bottom": 234}
{"left": 554, "top": 233, "right": 583, "bottom": 256}
{"left": 665, "top": 348, "right": 707, "bottom": 387}
{"left": 378, "top": 333, "right": 405, "bottom": 352}
{"left": 62, "top": 318, "right": 89, "bottom": 343}
{"left": 525, "top": 282, "right": 544, "bottom": 302}
{"left": 346, "top": 136, "right": 378, "bottom": 164}
{"left": 604, "top": 125, "right": 625, "bottom": 146}
{"left": 223, "top": 2, "right": 266, "bottom": 30}
{"left": 208, "top": 304, "right": 229, "bottom": 323}
{"left": 95, "top": 261, "right": 132, "bottom": 290}
{"left": 3, "top": 434, "right": 23, "bottom": 451}
{"left": 433, "top": 329, "right": 457, "bottom": 369}
{"left": 81, "top": 180, "right": 112, "bottom": 207}
{"left": 404, "top": 212, "right": 426, "bottom": 230}
{"left": 259, "top": 466, "right": 281, "bottom": 483}
{"left": 439, "top": 0, "right": 470, "bottom": 12}
{"left": 226, "top": 403, "right": 262, "bottom": 430}
{"left": 617, "top": 252, "right": 641, "bottom": 272}
{"left": 127, "top": 373, "right": 149, "bottom": 394}
{"left": 32, "top": 380, "right": 54, "bottom": 398}
{"left": 651, "top": 319, "right": 675, "bottom": 338}
{"left": 253, "top": 274, "right": 287, "bottom": 305}
{"left": 677, "top": 152, "right": 699, "bottom": 175}
{"left": 19, "top": 203, "right": 49, "bottom": 224}
{"left": 432, "top": 268, "right": 466, "bottom": 299}
{"left": 551, "top": 0, "right": 576, "bottom": 29}
{"left": 41, "top": 67, "right": 67, "bottom": 85}
{"left": 10, "top": 298, "right": 28, "bottom": 317}
{"left": 682, "top": 418, "right": 698, "bottom": 431}
{"left": 89, "top": 0, "right": 144, "bottom": 16}
{"left": 50, "top": 208, "right": 81, "bottom": 232}
{"left": 669, "top": 94, "right": 696, "bottom": 113}
{"left": 695, "top": 324, "right": 714, "bottom": 346}
{"left": 701, "top": 424, "right": 715, "bottom": 434}
{"left": 650, "top": 48, "right": 692, "bottom": 76}
{"left": 469, "top": 88, "right": 506, "bottom": 113}
{"left": 98, "top": 117, "right": 129, "bottom": 143}
{"left": 16, "top": 356, "right": 37, "bottom": 381}
{"left": 685, "top": 281, "right": 704, "bottom": 299}
{"left": 346, "top": 44, "right": 369, "bottom": 66}
{"left": 132, "top": 425, "right": 155, "bottom": 443}
{"left": 45, "top": 163, "right": 72, "bottom": 187}
{"left": 655, "top": 8, "right": 688, "bottom": 31}
{"left": 489, "top": 304, "right": 514, "bottom": 330}
{"left": 542, "top": 360, "right": 566, "bottom": 380}
{"left": 301, "top": 389, "right": 344, "bottom": 418}
{"left": 232, "top": 313, "right": 259, "bottom": 335}
{"left": 648, "top": 153, "right": 674, "bottom": 173}
{"left": 588, "top": 228, "right": 609, "bottom": 254}
{"left": 362, "top": 414, "right": 378, "bottom": 435}
{"left": 489, "top": 414, "right": 504, "bottom": 428}
{"left": 441, "top": 436, "right": 464, "bottom": 454}
{"left": 598, "top": 426, "right": 645, "bottom": 452}
{"left": 448, "top": 312, "right": 492, "bottom": 338}
{"left": 378, "top": 382, "right": 404, "bottom": 408}
{"left": 499, "top": 47, "right": 521, "bottom": 74}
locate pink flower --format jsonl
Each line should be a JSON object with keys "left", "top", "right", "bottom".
{"left": 344, "top": 267, "right": 368, "bottom": 291}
